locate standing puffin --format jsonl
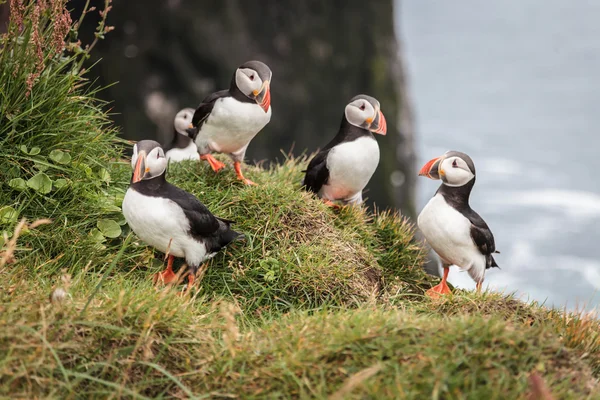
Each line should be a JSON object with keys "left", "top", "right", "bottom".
{"left": 187, "top": 60, "right": 272, "bottom": 185}
{"left": 164, "top": 108, "right": 200, "bottom": 162}
{"left": 122, "top": 140, "right": 243, "bottom": 290}
{"left": 417, "top": 151, "right": 499, "bottom": 297}
{"left": 302, "top": 95, "right": 387, "bottom": 206}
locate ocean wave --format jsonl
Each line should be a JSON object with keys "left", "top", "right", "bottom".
{"left": 492, "top": 189, "right": 600, "bottom": 218}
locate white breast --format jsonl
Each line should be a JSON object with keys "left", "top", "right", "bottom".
{"left": 166, "top": 140, "right": 200, "bottom": 162}
{"left": 417, "top": 193, "right": 486, "bottom": 282}
{"left": 196, "top": 97, "right": 271, "bottom": 155}
{"left": 122, "top": 188, "right": 209, "bottom": 266}
{"left": 320, "top": 136, "right": 380, "bottom": 203}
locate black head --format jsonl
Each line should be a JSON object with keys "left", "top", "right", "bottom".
{"left": 344, "top": 94, "right": 387, "bottom": 135}
{"left": 419, "top": 150, "right": 476, "bottom": 187}
{"left": 233, "top": 60, "right": 272, "bottom": 112}
{"left": 131, "top": 140, "right": 167, "bottom": 183}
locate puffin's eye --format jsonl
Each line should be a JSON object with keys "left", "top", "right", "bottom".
{"left": 360, "top": 104, "right": 366, "bottom": 111}
{"left": 157, "top": 151, "right": 160, "bottom": 159}
{"left": 249, "top": 74, "right": 255, "bottom": 81}
{"left": 452, "top": 159, "right": 458, "bottom": 168}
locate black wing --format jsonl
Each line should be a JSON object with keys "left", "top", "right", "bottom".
{"left": 163, "top": 183, "right": 220, "bottom": 236}
{"left": 466, "top": 209, "right": 499, "bottom": 268}
{"left": 192, "top": 90, "right": 230, "bottom": 129}
{"left": 302, "top": 150, "right": 330, "bottom": 194}
{"left": 465, "top": 210, "right": 496, "bottom": 255}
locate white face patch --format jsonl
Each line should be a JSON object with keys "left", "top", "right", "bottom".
{"left": 439, "top": 156, "right": 475, "bottom": 187}
{"left": 235, "top": 67, "right": 263, "bottom": 98}
{"left": 345, "top": 99, "right": 376, "bottom": 129}
{"left": 145, "top": 147, "right": 167, "bottom": 179}
{"left": 173, "top": 108, "right": 194, "bottom": 134}
{"left": 131, "top": 143, "right": 139, "bottom": 169}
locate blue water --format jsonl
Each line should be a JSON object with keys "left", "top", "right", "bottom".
{"left": 399, "top": 0, "right": 600, "bottom": 310}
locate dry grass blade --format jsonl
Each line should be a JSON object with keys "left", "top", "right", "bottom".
{"left": 528, "top": 372, "right": 555, "bottom": 400}
{"left": 329, "top": 364, "right": 383, "bottom": 400}
{"left": 0, "top": 218, "right": 52, "bottom": 271}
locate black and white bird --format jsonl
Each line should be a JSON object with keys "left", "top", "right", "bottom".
{"left": 122, "top": 140, "right": 243, "bottom": 290}
{"left": 187, "top": 60, "right": 272, "bottom": 185}
{"left": 164, "top": 108, "right": 200, "bottom": 162}
{"left": 417, "top": 151, "right": 499, "bottom": 297}
{"left": 302, "top": 94, "right": 387, "bottom": 206}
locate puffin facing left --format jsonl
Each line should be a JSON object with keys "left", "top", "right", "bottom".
{"left": 417, "top": 151, "right": 499, "bottom": 298}
{"left": 122, "top": 140, "right": 243, "bottom": 290}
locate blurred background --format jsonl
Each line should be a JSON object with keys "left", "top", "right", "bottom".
{"left": 404, "top": 0, "right": 600, "bottom": 310}
{"left": 5, "top": 0, "right": 597, "bottom": 310}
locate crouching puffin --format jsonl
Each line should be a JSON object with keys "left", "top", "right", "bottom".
{"left": 187, "top": 60, "right": 272, "bottom": 185}
{"left": 302, "top": 94, "right": 387, "bottom": 206}
{"left": 164, "top": 108, "right": 200, "bottom": 162}
{"left": 122, "top": 140, "right": 243, "bottom": 290}
{"left": 417, "top": 151, "right": 499, "bottom": 297}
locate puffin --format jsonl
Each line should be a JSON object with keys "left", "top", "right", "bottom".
{"left": 187, "top": 60, "right": 272, "bottom": 185}
{"left": 164, "top": 108, "right": 200, "bottom": 162}
{"left": 302, "top": 94, "right": 387, "bottom": 206}
{"left": 417, "top": 151, "right": 499, "bottom": 297}
{"left": 122, "top": 140, "right": 243, "bottom": 290}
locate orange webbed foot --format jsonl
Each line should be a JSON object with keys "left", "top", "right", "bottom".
{"left": 426, "top": 266, "right": 452, "bottom": 299}
{"left": 176, "top": 272, "right": 196, "bottom": 297}
{"left": 153, "top": 255, "right": 179, "bottom": 286}
{"left": 241, "top": 178, "right": 257, "bottom": 186}
{"left": 201, "top": 154, "right": 226, "bottom": 173}
{"left": 234, "top": 162, "right": 257, "bottom": 186}
{"left": 426, "top": 282, "right": 452, "bottom": 299}
{"left": 323, "top": 200, "right": 341, "bottom": 209}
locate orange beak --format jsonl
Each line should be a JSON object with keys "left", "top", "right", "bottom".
{"left": 419, "top": 156, "right": 442, "bottom": 179}
{"left": 371, "top": 110, "right": 387, "bottom": 135}
{"left": 132, "top": 151, "right": 147, "bottom": 183}
{"left": 255, "top": 80, "right": 270, "bottom": 112}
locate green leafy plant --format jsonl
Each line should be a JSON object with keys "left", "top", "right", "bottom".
{"left": 0, "top": 0, "right": 122, "bottom": 275}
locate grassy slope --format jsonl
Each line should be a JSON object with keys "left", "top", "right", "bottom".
{"left": 3, "top": 3, "right": 599, "bottom": 397}
{"left": 2, "top": 158, "right": 600, "bottom": 399}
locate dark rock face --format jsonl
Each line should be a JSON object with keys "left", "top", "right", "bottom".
{"left": 73, "top": 0, "right": 417, "bottom": 213}
{"left": 0, "top": 2, "right": 9, "bottom": 34}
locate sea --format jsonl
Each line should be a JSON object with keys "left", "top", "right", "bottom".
{"left": 400, "top": 0, "right": 600, "bottom": 310}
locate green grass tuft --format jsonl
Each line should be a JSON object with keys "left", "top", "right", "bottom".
{"left": 118, "top": 156, "right": 429, "bottom": 316}
{"left": 2, "top": 276, "right": 600, "bottom": 399}
{"left": 0, "top": 0, "right": 125, "bottom": 278}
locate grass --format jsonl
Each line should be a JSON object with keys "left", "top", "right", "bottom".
{"left": 3, "top": 157, "right": 600, "bottom": 398}
{"left": 0, "top": 0, "right": 125, "bottom": 280}
{"left": 2, "top": 1, "right": 600, "bottom": 398}
{"left": 151, "top": 158, "right": 430, "bottom": 315}
{"left": 2, "top": 262, "right": 600, "bottom": 398}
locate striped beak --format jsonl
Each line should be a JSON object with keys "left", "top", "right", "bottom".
{"left": 254, "top": 80, "right": 271, "bottom": 112}
{"left": 370, "top": 109, "right": 387, "bottom": 135}
{"left": 132, "top": 151, "right": 147, "bottom": 183}
{"left": 365, "top": 108, "right": 387, "bottom": 135}
{"left": 419, "top": 156, "right": 442, "bottom": 180}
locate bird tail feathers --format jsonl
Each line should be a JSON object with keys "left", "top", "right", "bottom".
{"left": 487, "top": 254, "right": 500, "bottom": 269}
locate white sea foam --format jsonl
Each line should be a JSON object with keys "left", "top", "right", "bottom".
{"left": 446, "top": 243, "right": 600, "bottom": 309}
{"left": 493, "top": 189, "right": 600, "bottom": 218}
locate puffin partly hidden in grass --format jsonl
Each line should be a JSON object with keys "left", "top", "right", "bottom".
{"left": 187, "top": 60, "right": 272, "bottom": 185}
{"left": 122, "top": 140, "right": 243, "bottom": 291}
{"left": 302, "top": 94, "right": 387, "bottom": 206}
{"left": 417, "top": 151, "right": 499, "bottom": 298}
{"left": 164, "top": 108, "right": 200, "bottom": 162}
